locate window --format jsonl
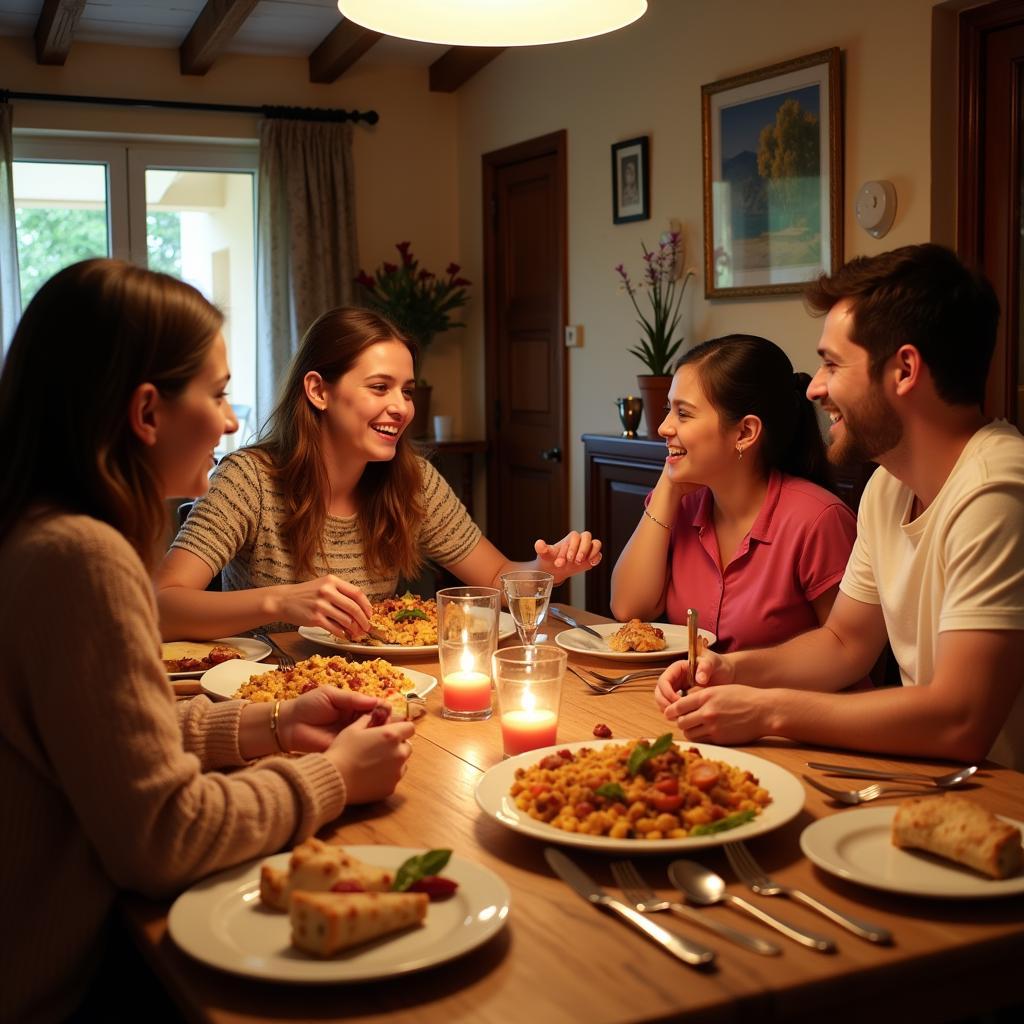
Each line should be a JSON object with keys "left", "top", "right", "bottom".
{"left": 12, "top": 137, "right": 257, "bottom": 444}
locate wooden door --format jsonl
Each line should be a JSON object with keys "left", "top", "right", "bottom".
{"left": 959, "top": 0, "right": 1024, "bottom": 426}
{"left": 483, "top": 131, "right": 568, "bottom": 560}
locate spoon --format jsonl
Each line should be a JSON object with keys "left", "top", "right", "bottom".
{"left": 806, "top": 762, "right": 978, "bottom": 788}
{"left": 668, "top": 860, "right": 836, "bottom": 952}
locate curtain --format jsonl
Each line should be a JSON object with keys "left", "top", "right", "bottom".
{"left": 255, "top": 119, "right": 359, "bottom": 428}
{"left": 0, "top": 101, "right": 21, "bottom": 353}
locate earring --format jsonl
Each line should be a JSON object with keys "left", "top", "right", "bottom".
{"left": 736, "top": 447, "right": 744, "bottom": 461}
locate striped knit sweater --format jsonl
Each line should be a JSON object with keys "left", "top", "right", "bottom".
{"left": 171, "top": 450, "right": 481, "bottom": 628}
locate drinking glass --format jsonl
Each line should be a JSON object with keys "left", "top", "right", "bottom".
{"left": 500, "top": 570, "right": 553, "bottom": 646}
{"left": 437, "top": 586, "right": 500, "bottom": 721}
{"left": 493, "top": 645, "right": 566, "bottom": 757}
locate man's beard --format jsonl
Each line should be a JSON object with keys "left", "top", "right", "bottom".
{"left": 826, "top": 387, "right": 903, "bottom": 466}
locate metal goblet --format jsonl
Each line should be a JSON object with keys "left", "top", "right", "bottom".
{"left": 616, "top": 395, "right": 644, "bottom": 438}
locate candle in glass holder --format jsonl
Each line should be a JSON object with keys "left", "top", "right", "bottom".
{"left": 442, "top": 650, "right": 492, "bottom": 714}
{"left": 500, "top": 690, "right": 558, "bottom": 755}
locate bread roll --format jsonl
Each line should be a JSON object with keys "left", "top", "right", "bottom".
{"left": 892, "top": 794, "right": 1023, "bottom": 879}
{"left": 290, "top": 891, "right": 428, "bottom": 956}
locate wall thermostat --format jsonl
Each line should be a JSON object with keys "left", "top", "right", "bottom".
{"left": 855, "top": 180, "right": 897, "bottom": 238}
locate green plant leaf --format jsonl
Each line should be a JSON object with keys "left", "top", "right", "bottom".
{"left": 627, "top": 733, "right": 674, "bottom": 776}
{"left": 594, "top": 782, "right": 628, "bottom": 803}
{"left": 688, "top": 809, "right": 756, "bottom": 836}
{"left": 392, "top": 849, "right": 453, "bottom": 891}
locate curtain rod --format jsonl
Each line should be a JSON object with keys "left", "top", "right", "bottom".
{"left": 0, "top": 88, "right": 378, "bottom": 125}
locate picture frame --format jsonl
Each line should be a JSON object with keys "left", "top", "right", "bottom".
{"left": 612, "top": 136, "right": 649, "bottom": 224}
{"left": 701, "top": 48, "right": 842, "bottom": 298}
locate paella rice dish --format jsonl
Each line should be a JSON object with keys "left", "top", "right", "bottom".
{"left": 347, "top": 593, "right": 438, "bottom": 646}
{"left": 509, "top": 737, "right": 772, "bottom": 840}
{"left": 233, "top": 654, "right": 415, "bottom": 706}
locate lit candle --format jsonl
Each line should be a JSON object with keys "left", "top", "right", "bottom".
{"left": 442, "top": 650, "right": 492, "bottom": 714}
{"left": 501, "top": 689, "right": 558, "bottom": 755}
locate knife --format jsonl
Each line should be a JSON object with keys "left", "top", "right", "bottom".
{"left": 548, "top": 606, "right": 605, "bottom": 641}
{"left": 544, "top": 848, "right": 714, "bottom": 967}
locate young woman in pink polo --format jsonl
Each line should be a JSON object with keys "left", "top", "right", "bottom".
{"left": 610, "top": 334, "right": 856, "bottom": 652}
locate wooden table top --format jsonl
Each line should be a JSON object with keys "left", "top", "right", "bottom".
{"left": 126, "top": 606, "right": 1024, "bottom": 1024}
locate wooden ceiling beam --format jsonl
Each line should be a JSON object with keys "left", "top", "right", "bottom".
{"left": 34, "top": 0, "right": 86, "bottom": 66}
{"left": 309, "top": 21, "right": 382, "bottom": 83}
{"left": 180, "top": 0, "right": 259, "bottom": 76}
{"left": 429, "top": 47, "right": 505, "bottom": 93}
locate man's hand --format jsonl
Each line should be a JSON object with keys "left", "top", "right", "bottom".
{"left": 655, "top": 651, "right": 735, "bottom": 713}
{"left": 671, "top": 685, "right": 774, "bottom": 745}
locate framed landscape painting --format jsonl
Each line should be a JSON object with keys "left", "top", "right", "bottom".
{"left": 612, "top": 136, "right": 649, "bottom": 223}
{"left": 701, "top": 48, "right": 842, "bottom": 298}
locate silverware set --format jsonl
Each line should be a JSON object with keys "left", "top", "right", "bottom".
{"left": 546, "top": 840, "right": 893, "bottom": 967}
{"left": 566, "top": 665, "right": 662, "bottom": 694}
{"left": 803, "top": 761, "right": 979, "bottom": 804}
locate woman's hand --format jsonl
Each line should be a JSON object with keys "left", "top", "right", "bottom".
{"left": 655, "top": 651, "right": 735, "bottom": 716}
{"left": 325, "top": 715, "right": 415, "bottom": 804}
{"left": 271, "top": 575, "right": 373, "bottom": 637}
{"left": 534, "top": 531, "right": 603, "bottom": 582}
{"left": 279, "top": 687, "right": 390, "bottom": 753}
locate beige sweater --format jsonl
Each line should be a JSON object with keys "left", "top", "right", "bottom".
{"left": 0, "top": 512, "right": 347, "bottom": 1024}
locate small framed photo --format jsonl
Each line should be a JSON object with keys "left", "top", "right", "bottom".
{"left": 612, "top": 136, "right": 649, "bottom": 224}
{"left": 702, "top": 48, "right": 843, "bottom": 297}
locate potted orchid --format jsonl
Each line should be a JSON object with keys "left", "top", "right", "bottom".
{"left": 355, "top": 242, "right": 471, "bottom": 437}
{"left": 615, "top": 231, "right": 694, "bottom": 438}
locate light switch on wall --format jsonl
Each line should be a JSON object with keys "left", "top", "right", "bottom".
{"left": 564, "top": 325, "right": 584, "bottom": 347}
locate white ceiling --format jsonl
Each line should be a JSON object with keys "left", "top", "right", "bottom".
{"left": 0, "top": 0, "right": 446, "bottom": 65}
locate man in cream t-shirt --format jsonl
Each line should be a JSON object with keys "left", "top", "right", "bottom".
{"left": 656, "top": 244, "right": 1024, "bottom": 770}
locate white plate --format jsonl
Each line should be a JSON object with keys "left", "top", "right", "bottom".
{"left": 164, "top": 636, "right": 272, "bottom": 679}
{"left": 298, "top": 611, "right": 517, "bottom": 657}
{"left": 800, "top": 806, "right": 1024, "bottom": 899}
{"left": 475, "top": 739, "right": 803, "bottom": 853}
{"left": 554, "top": 623, "right": 717, "bottom": 662}
{"left": 168, "top": 846, "right": 510, "bottom": 982}
{"left": 200, "top": 659, "right": 438, "bottom": 702}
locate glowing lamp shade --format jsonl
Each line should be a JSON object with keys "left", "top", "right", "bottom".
{"left": 336, "top": 1, "right": 648, "bottom": 47}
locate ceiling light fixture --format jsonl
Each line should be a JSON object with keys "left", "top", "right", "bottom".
{"left": 336, "top": 0, "right": 648, "bottom": 48}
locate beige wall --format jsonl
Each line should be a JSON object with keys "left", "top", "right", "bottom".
{"left": 454, "top": 0, "right": 940, "bottom": 602}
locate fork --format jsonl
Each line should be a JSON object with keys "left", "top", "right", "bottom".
{"left": 588, "top": 667, "right": 664, "bottom": 685}
{"left": 723, "top": 842, "right": 892, "bottom": 944}
{"left": 802, "top": 774, "right": 934, "bottom": 805}
{"left": 251, "top": 631, "right": 296, "bottom": 670}
{"left": 610, "top": 860, "right": 780, "bottom": 955}
{"left": 566, "top": 666, "right": 649, "bottom": 694}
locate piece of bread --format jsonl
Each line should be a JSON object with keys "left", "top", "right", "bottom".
{"left": 608, "top": 619, "right": 667, "bottom": 653}
{"left": 290, "top": 891, "right": 428, "bottom": 956}
{"left": 892, "top": 793, "right": 1023, "bottom": 879}
{"left": 259, "top": 838, "right": 395, "bottom": 911}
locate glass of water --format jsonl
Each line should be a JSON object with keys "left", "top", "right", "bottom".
{"left": 500, "top": 570, "right": 554, "bottom": 647}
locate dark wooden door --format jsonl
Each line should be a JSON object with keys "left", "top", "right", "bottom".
{"left": 959, "top": 0, "right": 1024, "bottom": 427}
{"left": 483, "top": 131, "right": 568, "bottom": 560}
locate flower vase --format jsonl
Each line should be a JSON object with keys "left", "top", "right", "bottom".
{"left": 635, "top": 375, "right": 672, "bottom": 439}
{"left": 410, "top": 384, "right": 432, "bottom": 438}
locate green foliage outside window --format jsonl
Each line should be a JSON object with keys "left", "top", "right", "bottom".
{"left": 15, "top": 207, "right": 182, "bottom": 309}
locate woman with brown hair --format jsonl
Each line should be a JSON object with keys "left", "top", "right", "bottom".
{"left": 157, "top": 306, "right": 601, "bottom": 638}
{"left": 0, "top": 261, "right": 414, "bottom": 1023}
{"left": 611, "top": 334, "right": 856, "bottom": 653}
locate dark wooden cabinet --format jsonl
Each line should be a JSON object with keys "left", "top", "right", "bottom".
{"left": 582, "top": 433, "right": 666, "bottom": 616}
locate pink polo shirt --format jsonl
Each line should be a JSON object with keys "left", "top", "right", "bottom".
{"left": 661, "top": 472, "right": 856, "bottom": 652}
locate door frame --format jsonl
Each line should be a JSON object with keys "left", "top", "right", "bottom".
{"left": 957, "top": 0, "right": 1024, "bottom": 421}
{"left": 481, "top": 129, "right": 569, "bottom": 539}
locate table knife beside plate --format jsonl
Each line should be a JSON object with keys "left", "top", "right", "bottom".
{"left": 548, "top": 606, "right": 605, "bottom": 641}
{"left": 544, "top": 848, "right": 714, "bottom": 967}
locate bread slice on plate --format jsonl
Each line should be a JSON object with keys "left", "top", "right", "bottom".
{"left": 892, "top": 793, "right": 1023, "bottom": 879}
{"left": 259, "top": 838, "right": 395, "bottom": 911}
{"left": 290, "top": 890, "right": 428, "bottom": 956}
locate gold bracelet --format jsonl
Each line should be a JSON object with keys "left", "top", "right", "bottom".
{"left": 643, "top": 507, "right": 671, "bottom": 530}
{"left": 269, "top": 700, "right": 287, "bottom": 753}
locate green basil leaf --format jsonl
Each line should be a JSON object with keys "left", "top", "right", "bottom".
{"left": 627, "top": 733, "right": 674, "bottom": 776}
{"left": 688, "top": 809, "right": 756, "bottom": 836}
{"left": 392, "top": 849, "right": 452, "bottom": 891}
{"left": 594, "top": 782, "right": 627, "bottom": 803}
{"left": 394, "top": 608, "right": 428, "bottom": 623}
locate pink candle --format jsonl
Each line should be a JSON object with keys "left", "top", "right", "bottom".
{"left": 501, "top": 708, "right": 558, "bottom": 756}
{"left": 442, "top": 670, "right": 493, "bottom": 713}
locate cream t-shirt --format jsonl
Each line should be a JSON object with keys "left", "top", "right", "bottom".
{"left": 840, "top": 420, "right": 1024, "bottom": 769}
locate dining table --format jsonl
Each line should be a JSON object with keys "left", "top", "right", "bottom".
{"left": 125, "top": 605, "right": 1024, "bottom": 1024}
